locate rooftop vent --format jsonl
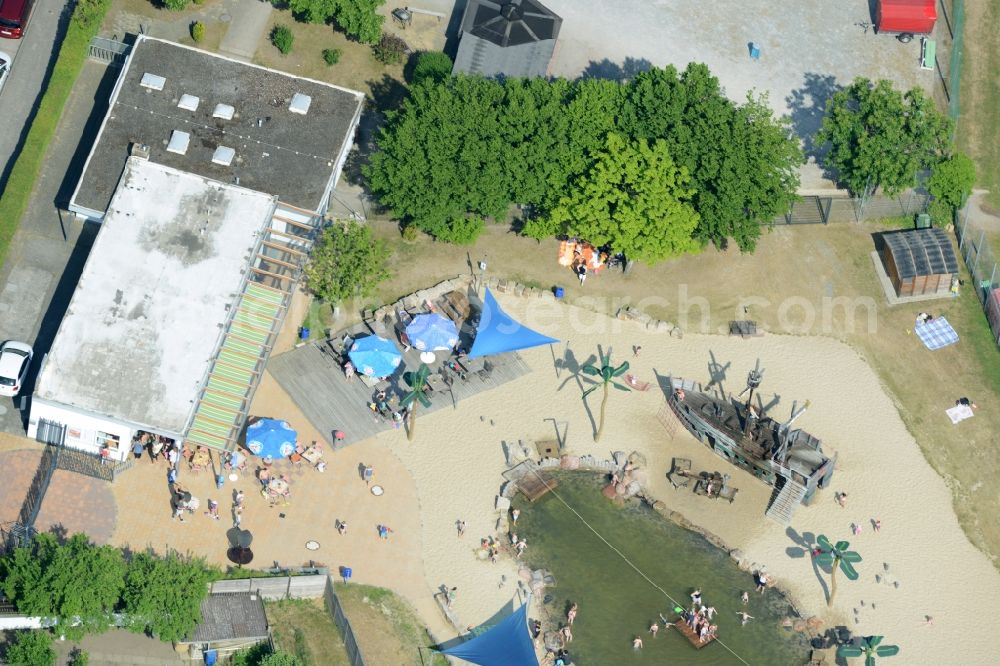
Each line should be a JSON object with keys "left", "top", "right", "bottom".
{"left": 166, "top": 130, "right": 190, "bottom": 155}
{"left": 177, "top": 94, "right": 200, "bottom": 111}
{"left": 140, "top": 73, "right": 166, "bottom": 91}
{"left": 288, "top": 93, "right": 312, "bottom": 115}
{"left": 213, "top": 103, "right": 236, "bottom": 120}
{"left": 212, "top": 146, "right": 236, "bottom": 167}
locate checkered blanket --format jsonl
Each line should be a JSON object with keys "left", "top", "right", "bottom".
{"left": 915, "top": 317, "right": 959, "bottom": 350}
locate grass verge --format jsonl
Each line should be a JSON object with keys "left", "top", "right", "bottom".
{"left": 957, "top": 0, "right": 1000, "bottom": 209}
{"left": 266, "top": 598, "right": 350, "bottom": 666}
{"left": 336, "top": 583, "right": 448, "bottom": 666}
{"left": 0, "top": 0, "right": 112, "bottom": 266}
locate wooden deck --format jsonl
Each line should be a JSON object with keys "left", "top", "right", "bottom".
{"left": 518, "top": 473, "right": 558, "bottom": 501}
{"left": 674, "top": 619, "right": 716, "bottom": 649}
{"left": 266, "top": 339, "right": 533, "bottom": 448}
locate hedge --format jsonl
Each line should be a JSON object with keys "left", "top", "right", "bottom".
{"left": 0, "top": 0, "right": 112, "bottom": 267}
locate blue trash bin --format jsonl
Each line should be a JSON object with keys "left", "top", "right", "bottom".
{"left": 553, "top": 287, "right": 565, "bottom": 299}
{"left": 300, "top": 326, "right": 311, "bottom": 340}
{"left": 341, "top": 566, "right": 352, "bottom": 583}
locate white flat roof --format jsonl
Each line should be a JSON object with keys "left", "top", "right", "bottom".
{"left": 36, "top": 158, "right": 277, "bottom": 434}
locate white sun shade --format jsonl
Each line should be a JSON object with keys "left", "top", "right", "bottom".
{"left": 213, "top": 103, "right": 236, "bottom": 120}
{"left": 140, "top": 73, "right": 166, "bottom": 91}
{"left": 288, "top": 93, "right": 312, "bottom": 115}
{"left": 212, "top": 146, "right": 236, "bottom": 166}
{"left": 177, "top": 94, "right": 200, "bottom": 112}
{"left": 166, "top": 130, "right": 190, "bottom": 155}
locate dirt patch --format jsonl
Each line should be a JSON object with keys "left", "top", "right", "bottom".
{"left": 336, "top": 583, "right": 447, "bottom": 666}
{"left": 266, "top": 597, "right": 350, "bottom": 666}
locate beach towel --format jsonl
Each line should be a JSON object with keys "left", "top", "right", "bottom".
{"left": 946, "top": 404, "right": 974, "bottom": 424}
{"left": 915, "top": 317, "right": 959, "bottom": 350}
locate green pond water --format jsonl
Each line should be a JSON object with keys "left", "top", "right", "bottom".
{"left": 515, "top": 474, "right": 808, "bottom": 666}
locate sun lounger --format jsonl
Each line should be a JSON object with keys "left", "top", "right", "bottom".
{"left": 668, "top": 458, "right": 692, "bottom": 489}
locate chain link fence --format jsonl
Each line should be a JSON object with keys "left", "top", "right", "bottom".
{"left": 955, "top": 205, "right": 1000, "bottom": 345}
{"left": 774, "top": 191, "right": 930, "bottom": 225}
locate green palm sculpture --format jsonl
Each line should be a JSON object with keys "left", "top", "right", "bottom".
{"left": 814, "top": 534, "right": 862, "bottom": 606}
{"left": 838, "top": 635, "right": 900, "bottom": 665}
{"left": 399, "top": 363, "right": 432, "bottom": 442}
{"left": 581, "top": 349, "right": 630, "bottom": 442}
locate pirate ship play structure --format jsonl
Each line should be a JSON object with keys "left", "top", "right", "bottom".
{"left": 664, "top": 362, "right": 836, "bottom": 524}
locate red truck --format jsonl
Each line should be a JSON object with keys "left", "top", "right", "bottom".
{"left": 876, "top": 0, "right": 937, "bottom": 42}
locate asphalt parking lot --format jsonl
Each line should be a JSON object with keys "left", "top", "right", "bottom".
{"left": 544, "top": 0, "right": 941, "bottom": 190}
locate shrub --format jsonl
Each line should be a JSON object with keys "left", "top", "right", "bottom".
{"left": 372, "top": 32, "right": 407, "bottom": 65}
{"left": 69, "top": 649, "right": 89, "bottom": 666}
{"left": 322, "top": 48, "right": 341, "bottom": 66}
{"left": 271, "top": 25, "right": 294, "bottom": 54}
{"left": 190, "top": 21, "right": 205, "bottom": 42}
{"left": 162, "top": 0, "right": 191, "bottom": 11}
{"left": 401, "top": 224, "right": 419, "bottom": 242}
{"left": 6, "top": 630, "right": 56, "bottom": 666}
{"left": 410, "top": 51, "right": 452, "bottom": 86}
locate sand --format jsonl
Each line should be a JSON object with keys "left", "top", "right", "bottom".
{"left": 362, "top": 292, "right": 1000, "bottom": 664}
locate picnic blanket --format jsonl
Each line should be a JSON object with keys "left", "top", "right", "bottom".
{"left": 946, "top": 404, "right": 975, "bottom": 424}
{"left": 915, "top": 317, "right": 959, "bottom": 350}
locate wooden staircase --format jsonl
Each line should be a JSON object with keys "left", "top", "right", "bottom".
{"left": 765, "top": 478, "right": 807, "bottom": 525}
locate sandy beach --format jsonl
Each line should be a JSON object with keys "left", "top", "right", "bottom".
{"left": 358, "top": 292, "right": 1000, "bottom": 664}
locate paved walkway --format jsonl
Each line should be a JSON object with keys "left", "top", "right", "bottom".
{"left": 53, "top": 630, "right": 184, "bottom": 665}
{"left": 218, "top": 0, "right": 272, "bottom": 61}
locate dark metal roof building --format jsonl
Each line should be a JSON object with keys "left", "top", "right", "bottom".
{"left": 185, "top": 593, "right": 269, "bottom": 644}
{"left": 880, "top": 227, "right": 959, "bottom": 297}
{"left": 452, "top": 0, "right": 562, "bottom": 78}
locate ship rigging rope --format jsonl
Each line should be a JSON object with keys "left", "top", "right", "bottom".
{"left": 525, "top": 465, "right": 754, "bottom": 666}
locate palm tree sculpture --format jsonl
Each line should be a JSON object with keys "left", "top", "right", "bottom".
{"left": 399, "top": 364, "right": 431, "bottom": 442}
{"left": 814, "top": 534, "right": 862, "bottom": 606}
{"left": 581, "top": 349, "right": 630, "bottom": 442}
{"left": 838, "top": 635, "right": 900, "bottom": 665}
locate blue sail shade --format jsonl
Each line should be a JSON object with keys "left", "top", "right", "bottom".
{"left": 347, "top": 335, "right": 403, "bottom": 377}
{"left": 468, "top": 289, "right": 558, "bottom": 359}
{"left": 439, "top": 595, "right": 539, "bottom": 666}
{"left": 245, "top": 418, "right": 297, "bottom": 458}
{"left": 406, "top": 313, "right": 459, "bottom": 351}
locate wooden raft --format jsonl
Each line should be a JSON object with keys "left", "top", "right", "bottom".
{"left": 673, "top": 620, "right": 716, "bottom": 649}
{"left": 518, "top": 473, "right": 558, "bottom": 501}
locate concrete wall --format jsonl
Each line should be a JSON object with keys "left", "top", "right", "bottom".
{"left": 210, "top": 575, "right": 329, "bottom": 600}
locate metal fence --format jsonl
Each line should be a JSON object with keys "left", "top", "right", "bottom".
{"left": 88, "top": 37, "right": 130, "bottom": 66}
{"left": 325, "top": 579, "right": 367, "bottom": 666}
{"left": 774, "top": 191, "right": 930, "bottom": 225}
{"left": 955, "top": 205, "right": 1000, "bottom": 344}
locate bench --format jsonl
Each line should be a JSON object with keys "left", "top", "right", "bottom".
{"left": 921, "top": 37, "right": 935, "bottom": 71}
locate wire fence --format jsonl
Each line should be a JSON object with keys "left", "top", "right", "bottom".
{"left": 774, "top": 191, "right": 930, "bottom": 225}
{"left": 325, "top": 579, "right": 367, "bottom": 666}
{"left": 954, "top": 205, "right": 1000, "bottom": 346}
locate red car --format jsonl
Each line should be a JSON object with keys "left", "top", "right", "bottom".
{"left": 0, "top": 0, "right": 33, "bottom": 39}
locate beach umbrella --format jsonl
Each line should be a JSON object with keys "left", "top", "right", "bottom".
{"left": 245, "top": 418, "right": 297, "bottom": 458}
{"left": 405, "top": 313, "right": 459, "bottom": 351}
{"left": 348, "top": 335, "right": 403, "bottom": 378}
{"left": 838, "top": 635, "right": 900, "bottom": 665}
{"left": 814, "top": 534, "right": 862, "bottom": 606}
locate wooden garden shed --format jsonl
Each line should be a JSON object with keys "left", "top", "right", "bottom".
{"left": 880, "top": 227, "right": 958, "bottom": 297}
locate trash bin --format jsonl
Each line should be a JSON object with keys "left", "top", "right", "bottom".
{"left": 749, "top": 42, "right": 761, "bottom": 60}
{"left": 553, "top": 287, "right": 565, "bottom": 299}
{"left": 299, "top": 326, "right": 311, "bottom": 340}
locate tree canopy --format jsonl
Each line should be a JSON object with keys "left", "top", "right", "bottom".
{"left": 928, "top": 151, "right": 976, "bottom": 209}
{"left": 304, "top": 221, "right": 390, "bottom": 303}
{"left": 816, "top": 78, "right": 952, "bottom": 197}
{"left": 0, "top": 533, "right": 125, "bottom": 639}
{"left": 121, "top": 551, "right": 216, "bottom": 642}
{"left": 365, "top": 63, "right": 801, "bottom": 255}
{"left": 6, "top": 630, "right": 56, "bottom": 666}
{"left": 527, "top": 134, "right": 700, "bottom": 263}
{"left": 286, "top": 0, "right": 384, "bottom": 43}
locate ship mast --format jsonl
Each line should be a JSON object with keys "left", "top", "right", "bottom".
{"left": 738, "top": 360, "right": 764, "bottom": 437}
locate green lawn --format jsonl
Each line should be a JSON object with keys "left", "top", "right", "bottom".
{"left": 957, "top": 0, "right": 1000, "bottom": 209}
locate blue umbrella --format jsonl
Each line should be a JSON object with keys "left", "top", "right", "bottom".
{"left": 245, "top": 418, "right": 297, "bottom": 458}
{"left": 405, "top": 313, "right": 459, "bottom": 352}
{"left": 348, "top": 335, "right": 403, "bottom": 377}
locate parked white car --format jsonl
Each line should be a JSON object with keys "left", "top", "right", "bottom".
{"left": 0, "top": 52, "right": 10, "bottom": 96}
{"left": 0, "top": 340, "right": 32, "bottom": 397}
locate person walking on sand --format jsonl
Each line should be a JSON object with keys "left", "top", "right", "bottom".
{"left": 738, "top": 611, "right": 754, "bottom": 626}
{"left": 362, "top": 465, "right": 374, "bottom": 486}
{"left": 233, "top": 506, "right": 242, "bottom": 529}
{"left": 234, "top": 489, "right": 245, "bottom": 508}
{"left": 649, "top": 621, "right": 659, "bottom": 637}
{"left": 836, "top": 492, "right": 847, "bottom": 508}
{"left": 567, "top": 603, "right": 578, "bottom": 625}
{"left": 873, "top": 518, "right": 882, "bottom": 533}
{"left": 338, "top": 520, "right": 347, "bottom": 536}
{"left": 378, "top": 524, "right": 393, "bottom": 540}
{"left": 741, "top": 591, "right": 749, "bottom": 605}
{"left": 205, "top": 499, "right": 220, "bottom": 520}
{"left": 632, "top": 636, "right": 643, "bottom": 650}
{"left": 457, "top": 519, "right": 466, "bottom": 537}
